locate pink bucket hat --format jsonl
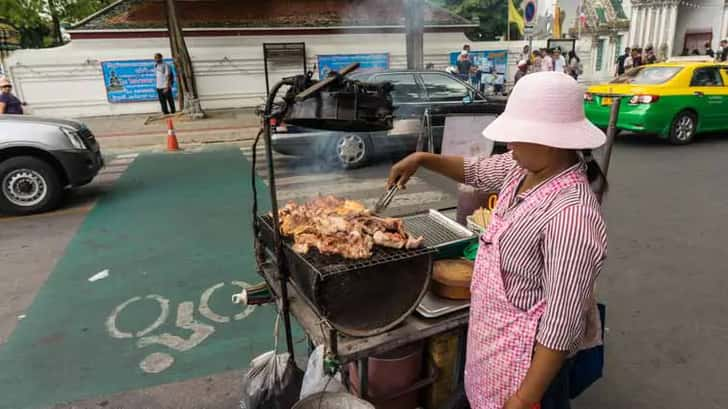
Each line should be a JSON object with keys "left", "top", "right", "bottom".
{"left": 482, "top": 71, "right": 606, "bottom": 149}
{"left": 0, "top": 77, "right": 11, "bottom": 87}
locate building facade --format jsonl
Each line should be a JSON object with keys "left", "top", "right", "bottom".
{"left": 626, "top": 0, "right": 728, "bottom": 56}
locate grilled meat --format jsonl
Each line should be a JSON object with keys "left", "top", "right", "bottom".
{"left": 277, "top": 195, "right": 423, "bottom": 259}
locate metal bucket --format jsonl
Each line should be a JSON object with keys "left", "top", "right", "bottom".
{"left": 293, "top": 392, "right": 375, "bottom": 409}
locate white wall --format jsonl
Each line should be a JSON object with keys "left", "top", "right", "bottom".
{"left": 5, "top": 32, "right": 601, "bottom": 118}
{"left": 674, "top": 1, "right": 725, "bottom": 52}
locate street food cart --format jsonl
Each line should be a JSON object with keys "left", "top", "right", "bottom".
{"left": 246, "top": 61, "right": 620, "bottom": 409}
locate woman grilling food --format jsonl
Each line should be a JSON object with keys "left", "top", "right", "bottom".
{"left": 387, "top": 72, "right": 608, "bottom": 409}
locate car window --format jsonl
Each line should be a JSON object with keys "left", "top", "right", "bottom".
{"left": 374, "top": 73, "right": 422, "bottom": 104}
{"left": 420, "top": 73, "right": 470, "bottom": 101}
{"left": 611, "top": 66, "right": 682, "bottom": 84}
{"left": 690, "top": 67, "right": 724, "bottom": 87}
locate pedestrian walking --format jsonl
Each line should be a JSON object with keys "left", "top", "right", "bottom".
{"left": 680, "top": 47, "right": 689, "bottom": 56}
{"left": 553, "top": 48, "right": 567, "bottom": 73}
{"left": 386, "top": 71, "right": 608, "bottom": 409}
{"left": 154, "top": 53, "right": 176, "bottom": 115}
{"left": 521, "top": 44, "right": 531, "bottom": 64}
{"left": 0, "top": 77, "right": 24, "bottom": 115}
{"left": 457, "top": 47, "right": 473, "bottom": 82}
{"left": 720, "top": 39, "right": 728, "bottom": 62}
{"left": 531, "top": 50, "right": 543, "bottom": 73}
{"left": 644, "top": 46, "right": 657, "bottom": 64}
{"left": 541, "top": 48, "right": 554, "bottom": 72}
{"left": 514, "top": 60, "right": 528, "bottom": 85}
{"left": 492, "top": 66, "right": 505, "bottom": 95}
{"left": 615, "top": 47, "right": 630, "bottom": 76}
{"left": 704, "top": 42, "right": 715, "bottom": 58}
{"left": 567, "top": 50, "right": 582, "bottom": 80}
{"left": 624, "top": 47, "right": 641, "bottom": 70}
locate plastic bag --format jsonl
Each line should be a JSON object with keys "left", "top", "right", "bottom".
{"left": 300, "top": 345, "right": 345, "bottom": 400}
{"left": 240, "top": 314, "right": 303, "bottom": 409}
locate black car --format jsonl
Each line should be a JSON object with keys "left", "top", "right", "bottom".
{"left": 270, "top": 70, "right": 506, "bottom": 169}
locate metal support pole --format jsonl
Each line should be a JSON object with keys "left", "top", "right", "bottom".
{"left": 358, "top": 358, "right": 369, "bottom": 400}
{"left": 262, "top": 80, "right": 295, "bottom": 359}
{"left": 601, "top": 97, "right": 620, "bottom": 178}
{"left": 593, "top": 96, "right": 620, "bottom": 203}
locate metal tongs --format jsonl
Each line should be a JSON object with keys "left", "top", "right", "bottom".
{"left": 374, "top": 183, "right": 399, "bottom": 214}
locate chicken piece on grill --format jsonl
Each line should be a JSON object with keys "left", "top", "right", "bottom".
{"left": 405, "top": 235, "right": 425, "bottom": 249}
{"left": 359, "top": 216, "right": 404, "bottom": 235}
{"left": 277, "top": 196, "right": 423, "bottom": 259}
{"left": 372, "top": 231, "right": 407, "bottom": 249}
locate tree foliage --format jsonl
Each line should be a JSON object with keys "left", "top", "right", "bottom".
{"left": 436, "top": 0, "right": 524, "bottom": 41}
{"left": 0, "top": 0, "right": 114, "bottom": 47}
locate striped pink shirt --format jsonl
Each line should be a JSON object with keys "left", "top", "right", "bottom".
{"left": 464, "top": 152, "right": 607, "bottom": 352}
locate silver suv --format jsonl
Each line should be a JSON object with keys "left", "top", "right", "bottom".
{"left": 0, "top": 116, "right": 103, "bottom": 215}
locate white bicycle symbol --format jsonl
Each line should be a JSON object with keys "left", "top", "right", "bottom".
{"left": 106, "top": 281, "right": 256, "bottom": 374}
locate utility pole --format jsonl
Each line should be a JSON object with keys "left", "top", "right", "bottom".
{"left": 405, "top": 0, "right": 424, "bottom": 70}
{"left": 164, "top": 0, "right": 205, "bottom": 119}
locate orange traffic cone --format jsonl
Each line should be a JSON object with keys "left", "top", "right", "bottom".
{"left": 166, "top": 118, "right": 180, "bottom": 151}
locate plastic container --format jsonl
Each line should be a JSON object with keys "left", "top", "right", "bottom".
{"left": 349, "top": 343, "right": 424, "bottom": 409}
{"left": 455, "top": 185, "right": 492, "bottom": 226}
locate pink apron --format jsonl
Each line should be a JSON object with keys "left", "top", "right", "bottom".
{"left": 464, "top": 167, "right": 587, "bottom": 409}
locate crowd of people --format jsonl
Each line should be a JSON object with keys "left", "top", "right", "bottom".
{"left": 615, "top": 39, "right": 728, "bottom": 77}
{"left": 513, "top": 45, "right": 583, "bottom": 86}
{"left": 679, "top": 39, "right": 728, "bottom": 61}
{"left": 449, "top": 44, "right": 585, "bottom": 94}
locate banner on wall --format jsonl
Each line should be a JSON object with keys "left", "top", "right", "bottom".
{"left": 449, "top": 50, "right": 508, "bottom": 74}
{"left": 316, "top": 53, "right": 389, "bottom": 79}
{"left": 101, "top": 59, "right": 178, "bottom": 103}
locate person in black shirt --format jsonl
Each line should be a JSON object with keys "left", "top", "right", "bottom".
{"left": 719, "top": 40, "right": 727, "bottom": 62}
{"left": 615, "top": 47, "right": 630, "bottom": 76}
{"left": 705, "top": 42, "right": 714, "bottom": 58}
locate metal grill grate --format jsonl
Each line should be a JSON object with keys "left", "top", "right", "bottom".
{"left": 258, "top": 214, "right": 435, "bottom": 277}
{"left": 402, "top": 212, "right": 473, "bottom": 248}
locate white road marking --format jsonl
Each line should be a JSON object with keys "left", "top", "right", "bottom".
{"left": 88, "top": 269, "right": 110, "bottom": 282}
{"left": 106, "top": 295, "right": 170, "bottom": 339}
{"left": 199, "top": 282, "right": 230, "bottom": 323}
{"left": 136, "top": 301, "right": 215, "bottom": 352}
{"left": 116, "top": 153, "right": 139, "bottom": 159}
{"left": 139, "top": 352, "right": 175, "bottom": 374}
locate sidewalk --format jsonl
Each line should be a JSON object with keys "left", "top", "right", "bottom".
{"left": 83, "top": 107, "right": 261, "bottom": 152}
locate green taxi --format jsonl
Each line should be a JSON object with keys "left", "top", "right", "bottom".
{"left": 584, "top": 61, "right": 728, "bottom": 144}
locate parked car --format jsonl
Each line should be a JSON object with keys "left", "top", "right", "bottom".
{"left": 270, "top": 70, "right": 506, "bottom": 168}
{"left": 584, "top": 61, "right": 728, "bottom": 144}
{"left": 0, "top": 116, "right": 103, "bottom": 215}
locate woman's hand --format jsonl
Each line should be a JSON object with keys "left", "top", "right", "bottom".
{"left": 387, "top": 152, "right": 423, "bottom": 188}
{"left": 503, "top": 394, "right": 537, "bottom": 409}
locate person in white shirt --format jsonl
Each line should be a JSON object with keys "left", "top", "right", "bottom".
{"left": 154, "top": 53, "right": 175, "bottom": 115}
{"left": 553, "top": 48, "right": 567, "bottom": 73}
{"left": 541, "top": 49, "right": 554, "bottom": 72}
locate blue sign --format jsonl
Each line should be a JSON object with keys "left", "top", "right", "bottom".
{"left": 317, "top": 53, "right": 389, "bottom": 80}
{"left": 449, "top": 50, "right": 508, "bottom": 75}
{"left": 524, "top": 0, "right": 537, "bottom": 23}
{"left": 101, "top": 59, "right": 178, "bottom": 103}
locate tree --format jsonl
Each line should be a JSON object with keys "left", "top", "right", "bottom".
{"left": 438, "top": 0, "right": 512, "bottom": 41}
{"left": 0, "top": 0, "right": 48, "bottom": 48}
{"left": 0, "top": 0, "right": 115, "bottom": 47}
{"left": 164, "top": 0, "right": 204, "bottom": 119}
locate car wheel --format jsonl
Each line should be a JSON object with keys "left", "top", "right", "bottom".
{"left": 330, "top": 134, "right": 372, "bottom": 169}
{"left": 668, "top": 111, "right": 697, "bottom": 145}
{"left": 0, "top": 156, "right": 63, "bottom": 215}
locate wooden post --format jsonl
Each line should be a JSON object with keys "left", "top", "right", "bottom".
{"left": 164, "top": 0, "right": 204, "bottom": 119}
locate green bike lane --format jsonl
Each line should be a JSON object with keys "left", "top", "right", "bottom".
{"left": 0, "top": 147, "right": 295, "bottom": 409}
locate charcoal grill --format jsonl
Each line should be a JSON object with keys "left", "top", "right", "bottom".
{"left": 256, "top": 209, "right": 474, "bottom": 337}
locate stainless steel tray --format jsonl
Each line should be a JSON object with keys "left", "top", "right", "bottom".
{"left": 403, "top": 209, "right": 475, "bottom": 248}
{"left": 416, "top": 290, "right": 470, "bottom": 319}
